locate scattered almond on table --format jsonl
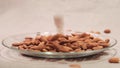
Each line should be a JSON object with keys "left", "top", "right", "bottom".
{"left": 104, "top": 29, "right": 111, "bottom": 34}
{"left": 90, "top": 29, "right": 111, "bottom": 34}
{"left": 69, "top": 64, "right": 81, "bottom": 68}
{"left": 109, "top": 57, "right": 120, "bottom": 63}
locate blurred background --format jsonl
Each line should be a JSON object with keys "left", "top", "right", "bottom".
{"left": 0, "top": 0, "right": 120, "bottom": 68}
{"left": 0, "top": 0, "right": 120, "bottom": 36}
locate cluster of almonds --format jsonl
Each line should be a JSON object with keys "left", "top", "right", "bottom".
{"left": 12, "top": 33, "right": 110, "bottom": 52}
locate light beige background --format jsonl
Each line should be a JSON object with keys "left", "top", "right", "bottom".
{"left": 0, "top": 0, "right": 120, "bottom": 68}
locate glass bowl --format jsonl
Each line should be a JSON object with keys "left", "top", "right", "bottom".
{"left": 2, "top": 32, "right": 117, "bottom": 58}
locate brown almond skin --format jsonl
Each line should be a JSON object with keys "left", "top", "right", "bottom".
{"left": 100, "top": 43, "right": 109, "bottom": 47}
{"left": 105, "top": 39, "right": 110, "bottom": 43}
{"left": 31, "top": 39, "right": 40, "bottom": 45}
{"left": 104, "top": 29, "right": 111, "bottom": 34}
{"left": 12, "top": 42, "right": 23, "bottom": 46}
{"left": 74, "top": 48, "right": 82, "bottom": 52}
{"left": 18, "top": 45, "right": 25, "bottom": 50}
{"left": 25, "top": 37, "right": 33, "bottom": 40}
{"left": 69, "top": 64, "right": 81, "bottom": 68}
{"left": 95, "top": 31, "right": 101, "bottom": 34}
{"left": 92, "top": 46, "right": 103, "bottom": 50}
{"left": 81, "top": 44, "right": 87, "bottom": 50}
{"left": 42, "top": 49, "right": 48, "bottom": 52}
{"left": 109, "top": 57, "right": 119, "bottom": 63}
{"left": 30, "top": 46, "right": 40, "bottom": 50}
{"left": 35, "top": 36, "right": 41, "bottom": 40}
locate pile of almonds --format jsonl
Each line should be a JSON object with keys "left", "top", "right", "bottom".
{"left": 12, "top": 33, "right": 110, "bottom": 52}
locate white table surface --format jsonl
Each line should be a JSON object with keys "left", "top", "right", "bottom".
{"left": 0, "top": 0, "right": 120, "bottom": 68}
